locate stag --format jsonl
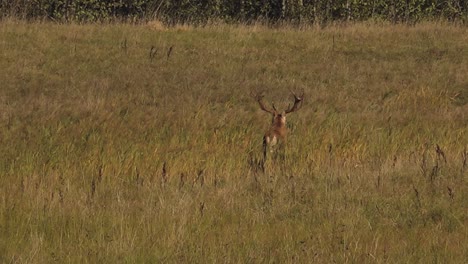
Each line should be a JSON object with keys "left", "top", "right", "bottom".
{"left": 252, "top": 90, "right": 304, "bottom": 161}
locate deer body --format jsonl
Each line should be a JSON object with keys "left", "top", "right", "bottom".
{"left": 253, "top": 91, "right": 304, "bottom": 161}
{"left": 264, "top": 112, "right": 286, "bottom": 144}
{"left": 263, "top": 113, "right": 286, "bottom": 160}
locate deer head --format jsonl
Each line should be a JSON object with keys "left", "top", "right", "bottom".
{"left": 252, "top": 89, "right": 304, "bottom": 127}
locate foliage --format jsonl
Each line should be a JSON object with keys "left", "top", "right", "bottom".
{"left": 0, "top": 0, "right": 467, "bottom": 24}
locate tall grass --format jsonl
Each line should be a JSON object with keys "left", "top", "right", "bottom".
{"left": 0, "top": 20, "right": 467, "bottom": 263}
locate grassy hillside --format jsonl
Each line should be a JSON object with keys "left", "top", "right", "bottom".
{"left": 0, "top": 20, "right": 467, "bottom": 263}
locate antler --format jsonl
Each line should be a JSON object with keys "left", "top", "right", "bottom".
{"left": 285, "top": 89, "right": 304, "bottom": 114}
{"left": 251, "top": 91, "right": 275, "bottom": 114}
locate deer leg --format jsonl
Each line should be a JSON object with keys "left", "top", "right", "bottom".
{"left": 263, "top": 136, "right": 268, "bottom": 162}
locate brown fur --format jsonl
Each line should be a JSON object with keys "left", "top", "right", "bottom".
{"left": 253, "top": 90, "right": 304, "bottom": 161}
{"left": 263, "top": 112, "right": 288, "bottom": 160}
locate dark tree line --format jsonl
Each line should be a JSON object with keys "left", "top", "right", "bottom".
{"left": 1, "top": 0, "right": 467, "bottom": 24}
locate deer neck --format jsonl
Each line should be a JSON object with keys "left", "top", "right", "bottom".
{"left": 271, "top": 115, "right": 286, "bottom": 129}
{"left": 273, "top": 119, "right": 285, "bottom": 128}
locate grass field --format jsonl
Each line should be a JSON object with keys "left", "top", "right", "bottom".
{"left": 0, "top": 20, "right": 467, "bottom": 263}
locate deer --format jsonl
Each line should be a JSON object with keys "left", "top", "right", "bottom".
{"left": 252, "top": 90, "right": 304, "bottom": 161}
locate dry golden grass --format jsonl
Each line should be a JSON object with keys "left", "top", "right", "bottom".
{"left": 0, "top": 20, "right": 467, "bottom": 263}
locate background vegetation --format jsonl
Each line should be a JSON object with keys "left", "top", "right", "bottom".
{"left": 0, "top": 20, "right": 467, "bottom": 262}
{"left": 1, "top": 0, "right": 467, "bottom": 24}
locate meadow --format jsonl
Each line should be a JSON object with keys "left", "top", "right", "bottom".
{"left": 0, "top": 20, "right": 467, "bottom": 263}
